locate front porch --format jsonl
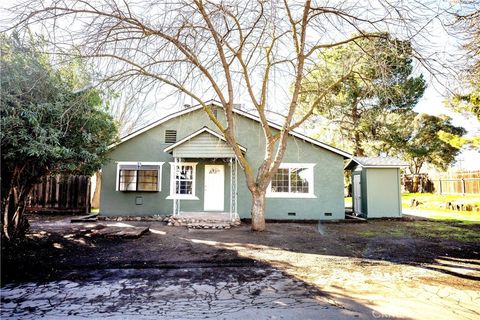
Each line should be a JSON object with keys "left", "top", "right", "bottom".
{"left": 163, "top": 127, "right": 246, "bottom": 225}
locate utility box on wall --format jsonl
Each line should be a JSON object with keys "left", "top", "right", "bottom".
{"left": 345, "top": 157, "right": 409, "bottom": 218}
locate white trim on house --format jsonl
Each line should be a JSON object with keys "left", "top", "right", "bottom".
{"left": 361, "top": 165, "right": 408, "bottom": 169}
{"left": 266, "top": 163, "right": 317, "bottom": 198}
{"left": 163, "top": 126, "right": 247, "bottom": 153}
{"left": 115, "top": 161, "right": 164, "bottom": 192}
{"left": 167, "top": 162, "right": 199, "bottom": 200}
{"left": 110, "top": 101, "right": 351, "bottom": 158}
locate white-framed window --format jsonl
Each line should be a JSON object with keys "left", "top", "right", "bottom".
{"left": 167, "top": 162, "right": 199, "bottom": 200}
{"left": 267, "top": 163, "right": 316, "bottom": 198}
{"left": 116, "top": 162, "right": 164, "bottom": 192}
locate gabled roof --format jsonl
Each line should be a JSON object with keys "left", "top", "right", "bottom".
{"left": 113, "top": 101, "right": 351, "bottom": 158}
{"left": 163, "top": 126, "right": 247, "bottom": 153}
{"left": 345, "top": 156, "right": 409, "bottom": 170}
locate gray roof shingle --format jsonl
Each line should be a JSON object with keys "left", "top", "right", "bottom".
{"left": 345, "top": 156, "right": 409, "bottom": 169}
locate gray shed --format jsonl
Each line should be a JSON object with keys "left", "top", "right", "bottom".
{"left": 345, "top": 157, "right": 408, "bottom": 218}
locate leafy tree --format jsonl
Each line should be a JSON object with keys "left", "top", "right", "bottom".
{"left": 0, "top": 32, "right": 118, "bottom": 239}
{"left": 449, "top": 83, "right": 480, "bottom": 121}
{"left": 299, "top": 34, "right": 426, "bottom": 156}
{"left": 382, "top": 113, "right": 466, "bottom": 174}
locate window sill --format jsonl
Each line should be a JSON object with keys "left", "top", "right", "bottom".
{"left": 266, "top": 193, "right": 317, "bottom": 199}
{"left": 166, "top": 195, "right": 199, "bottom": 200}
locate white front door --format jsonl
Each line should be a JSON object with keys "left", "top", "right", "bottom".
{"left": 204, "top": 165, "right": 224, "bottom": 211}
{"left": 353, "top": 174, "right": 362, "bottom": 215}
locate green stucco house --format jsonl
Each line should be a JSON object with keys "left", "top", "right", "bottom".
{"left": 100, "top": 103, "right": 352, "bottom": 221}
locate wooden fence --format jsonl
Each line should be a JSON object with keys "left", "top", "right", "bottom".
{"left": 27, "top": 175, "right": 91, "bottom": 213}
{"left": 402, "top": 171, "right": 480, "bottom": 195}
{"left": 430, "top": 171, "right": 480, "bottom": 195}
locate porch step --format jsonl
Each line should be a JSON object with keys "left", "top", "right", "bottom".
{"left": 166, "top": 216, "right": 241, "bottom": 229}
{"left": 187, "top": 222, "right": 232, "bottom": 229}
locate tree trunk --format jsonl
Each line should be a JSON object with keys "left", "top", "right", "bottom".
{"left": 2, "top": 183, "right": 31, "bottom": 240}
{"left": 351, "top": 99, "right": 364, "bottom": 156}
{"left": 251, "top": 190, "right": 266, "bottom": 232}
{"left": 354, "top": 141, "right": 365, "bottom": 156}
{"left": 412, "top": 175, "right": 419, "bottom": 193}
{"left": 2, "top": 187, "right": 13, "bottom": 239}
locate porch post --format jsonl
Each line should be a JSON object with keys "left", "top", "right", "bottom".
{"left": 229, "top": 157, "right": 238, "bottom": 220}
{"left": 230, "top": 158, "right": 233, "bottom": 220}
{"left": 173, "top": 157, "right": 181, "bottom": 217}
{"left": 234, "top": 157, "right": 238, "bottom": 219}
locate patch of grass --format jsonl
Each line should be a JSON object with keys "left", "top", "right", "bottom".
{"left": 344, "top": 197, "right": 352, "bottom": 207}
{"left": 357, "top": 227, "right": 407, "bottom": 238}
{"left": 402, "top": 192, "right": 480, "bottom": 215}
{"left": 358, "top": 230, "right": 377, "bottom": 237}
{"left": 356, "top": 220, "right": 480, "bottom": 243}
{"left": 408, "top": 221, "right": 480, "bottom": 242}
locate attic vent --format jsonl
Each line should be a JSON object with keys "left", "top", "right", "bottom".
{"left": 165, "top": 130, "right": 177, "bottom": 143}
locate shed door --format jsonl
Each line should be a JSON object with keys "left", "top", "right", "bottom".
{"left": 204, "top": 165, "right": 224, "bottom": 211}
{"left": 353, "top": 174, "right": 362, "bottom": 215}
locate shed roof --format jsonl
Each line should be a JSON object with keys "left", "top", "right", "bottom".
{"left": 345, "top": 156, "right": 409, "bottom": 170}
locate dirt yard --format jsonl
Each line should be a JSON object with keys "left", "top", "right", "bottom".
{"left": 2, "top": 215, "right": 479, "bottom": 319}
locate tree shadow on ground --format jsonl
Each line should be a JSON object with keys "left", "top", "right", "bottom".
{"left": 229, "top": 219, "right": 480, "bottom": 281}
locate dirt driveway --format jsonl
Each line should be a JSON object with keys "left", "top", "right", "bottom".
{"left": 2, "top": 215, "right": 479, "bottom": 319}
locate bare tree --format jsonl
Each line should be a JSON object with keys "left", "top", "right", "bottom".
{"left": 8, "top": 0, "right": 448, "bottom": 231}
{"left": 107, "top": 80, "right": 157, "bottom": 136}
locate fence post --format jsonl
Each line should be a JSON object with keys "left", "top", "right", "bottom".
{"left": 439, "top": 178, "right": 442, "bottom": 195}
{"left": 461, "top": 178, "right": 465, "bottom": 195}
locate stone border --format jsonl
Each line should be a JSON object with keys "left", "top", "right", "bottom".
{"left": 97, "top": 215, "right": 169, "bottom": 222}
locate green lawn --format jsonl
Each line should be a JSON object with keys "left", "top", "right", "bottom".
{"left": 402, "top": 192, "right": 480, "bottom": 221}
{"left": 344, "top": 197, "right": 352, "bottom": 207}
{"left": 402, "top": 193, "right": 480, "bottom": 210}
